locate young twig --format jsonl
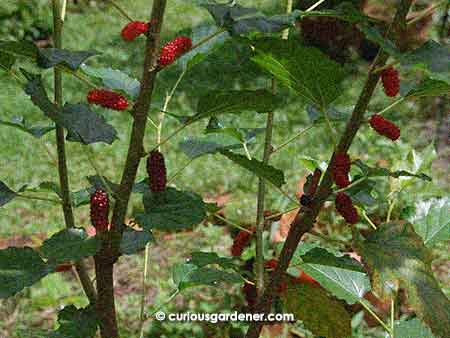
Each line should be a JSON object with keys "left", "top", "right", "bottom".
{"left": 51, "top": 0, "right": 97, "bottom": 305}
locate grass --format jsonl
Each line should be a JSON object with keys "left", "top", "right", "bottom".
{"left": 0, "top": 1, "right": 449, "bottom": 337}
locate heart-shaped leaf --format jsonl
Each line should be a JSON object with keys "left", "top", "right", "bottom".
{"left": 409, "top": 197, "right": 450, "bottom": 247}
{"left": 41, "top": 228, "right": 101, "bottom": 265}
{"left": 0, "top": 116, "right": 55, "bottom": 138}
{"left": 81, "top": 65, "right": 141, "bottom": 98}
{"left": 0, "top": 247, "right": 50, "bottom": 298}
{"left": 37, "top": 48, "right": 98, "bottom": 71}
{"left": 220, "top": 150, "right": 286, "bottom": 188}
{"left": 23, "top": 73, "right": 117, "bottom": 145}
{"left": 120, "top": 227, "right": 154, "bottom": 255}
{"left": 135, "top": 188, "right": 206, "bottom": 231}
{"left": 282, "top": 283, "right": 352, "bottom": 338}
{"left": 356, "top": 222, "right": 450, "bottom": 338}
{"left": 252, "top": 38, "right": 346, "bottom": 110}
{"left": 48, "top": 305, "right": 98, "bottom": 338}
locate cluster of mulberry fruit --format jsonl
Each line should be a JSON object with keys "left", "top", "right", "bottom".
{"left": 147, "top": 150, "right": 167, "bottom": 193}
{"left": 332, "top": 153, "right": 351, "bottom": 188}
{"left": 231, "top": 228, "right": 255, "bottom": 257}
{"left": 90, "top": 189, "right": 110, "bottom": 232}
{"left": 158, "top": 36, "right": 192, "bottom": 67}
{"left": 335, "top": 192, "right": 359, "bottom": 224}
{"left": 380, "top": 67, "right": 400, "bottom": 97}
{"left": 369, "top": 114, "right": 401, "bottom": 141}
{"left": 87, "top": 89, "right": 129, "bottom": 111}
{"left": 121, "top": 21, "right": 149, "bottom": 41}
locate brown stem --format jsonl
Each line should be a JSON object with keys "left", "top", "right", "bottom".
{"left": 94, "top": 1, "right": 167, "bottom": 337}
{"left": 52, "top": 0, "right": 97, "bottom": 304}
{"left": 95, "top": 251, "right": 118, "bottom": 338}
{"left": 244, "top": 1, "right": 413, "bottom": 337}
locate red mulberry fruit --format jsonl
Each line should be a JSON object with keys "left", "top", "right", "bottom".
{"left": 332, "top": 153, "right": 351, "bottom": 188}
{"left": 294, "top": 271, "right": 321, "bottom": 288}
{"left": 264, "top": 258, "right": 278, "bottom": 270}
{"left": 335, "top": 192, "right": 359, "bottom": 224}
{"left": 90, "top": 189, "right": 110, "bottom": 232}
{"left": 121, "top": 21, "right": 149, "bottom": 41}
{"left": 147, "top": 150, "right": 167, "bottom": 193}
{"left": 242, "top": 282, "right": 258, "bottom": 308}
{"left": 55, "top": 263, "right": 73, "bottom": 272}
{"left": 158, "top": 36, "right": 192, "bottom": 67}
{"left": 369, "top": 114, "right": 401, "bottom": 141}
{"left": 381, "top": 67, "right": 400, "bottom": 97}
{"left": 87, "top": 89, "right": 129, "bottom": 111}
{"left": 231, "top": 228, "right": 254, "bottom": 257}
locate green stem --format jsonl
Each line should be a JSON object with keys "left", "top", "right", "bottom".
{"left": 362, "top": 210, "right": 377, "bottom": 230}
{"left": 85, "top": 146, "right": 117, "bottom": 199}
{"left": 306, "top": 0, "right": 327, "bottom": 11}
{"left": 190, "top": 28, "right": 226, "bottom": 51}
{"left": 138, "top": 243, "right": 151, "bottom": 338}
{"left": 167, "top": 158, "right": 195, "bottom": 184}
{"left": 108, "top": 0, "right": 135, "bottom": 22}
{"left": 386, "top": 198, "right": 396, "bottom": 222}
{"left": 335, "top": 176, "right": 366, "bottom": 193}
{"left": 52, "top": 0, "right": 97, "bottom": 305}
{"left": 214, "top": 214, "right": 254, "bottom": 233}
{"left": 272, "top": 125, "right": 314, "bottom": 154}
{"left": 359, "top": 300, "right": 393, "bottom": 336}
{"left": 377, "top": 97, "right": 405, "bottom": 116}
{"left": 16, "top": 194, "right": 61, "bottom": 204}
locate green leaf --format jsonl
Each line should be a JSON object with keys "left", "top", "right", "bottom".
{"left": 26, "top": 181, "right": 61, "bottom": 196}
{"left": 406, "top": 78, "right": 450, "bottom": 98}
{"left": 0, "top": 247, "right": 49, "bottom": 298}
{"left": 345, "top": 178, "right": 377, "bottom": 207}
{"left": 0, "top": 40, "right": 39, "bottom": 60}
{"left": 23, "top": 74, "right": 118, "bottom": 145}
{"left": 0, "top": 116, "right": 55, "bottom": 138}
{"left": 172, "top": 263, "right": 242, "bottom": 290}
{"left": 120, "top": 227, "right": 154, "bottom": 255}
{"left": 282, "top": 283, "right": 352, "bottom": 338}
{"left": 179, "top": 134, "right": 244, "bottom": 159}
{"left": 135, "top": 187, "right": 206, "bottom": 231}
{"left": 37, "top": 48, "right": 98, "bottom": 71}
{"left": 394, "top": 318, "right": 436, "bottom": 338}
{"left": 410, "top": 197, "right": 450, "bottom": 247}
{"left": 402, "top": 40, "right": 450, "bottom": 83}
{"left": 81, "top": 65, "right": 141, "bottom": 98}
{"left": 41, "top": 228, "right": 101, "bottom": 265}
{"left": 356, "top": 222, "right": 450, "bottom": 338}
{"left": 252, "top": 38, "right": 346, "bottom": 109}
{"left": 353, "top": 160, "right": 432, "bottom": 181}
{"left": 359, "top": 26, "right": 402, "bottom": 58}
{"left": 196, "top": 89, "right": 281, "bottom": 119}
{"left": 189, "top": 251, "right": 236, "bottom": 270}
{"left": 49, "top": 305, "right": 98, "bottom": 338}
{"left": 0, "top": 181, "right": 17, "bottom": 207}
{"left": 401, "top": 144, "right": 437, "bottom": 190}
{"left": 87, "top": 175, "right": 121, "bottom": 194}
{"left": 0, "top": 51, "right": 15, "bottom": 71}
{"left": 296, "top": 248, "right": 371, "bottom": 304}
{"left": 221, "top": 150, "right": 286, "bottom": 188}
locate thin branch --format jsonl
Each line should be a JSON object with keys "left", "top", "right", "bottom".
{"left": 108, "top": 0, "right": 135, "bottom": 22}
{"left": 362, "top": 210, "right": 378, "bottom": 230}
{"left": 272, "top": 125, "right": 314, "bottom": 154}
{"left": 244, "top": 2, "right": 414, "bottom": 337}
{"left": 52, "top": 0, "right": 97, "bottom": 305}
